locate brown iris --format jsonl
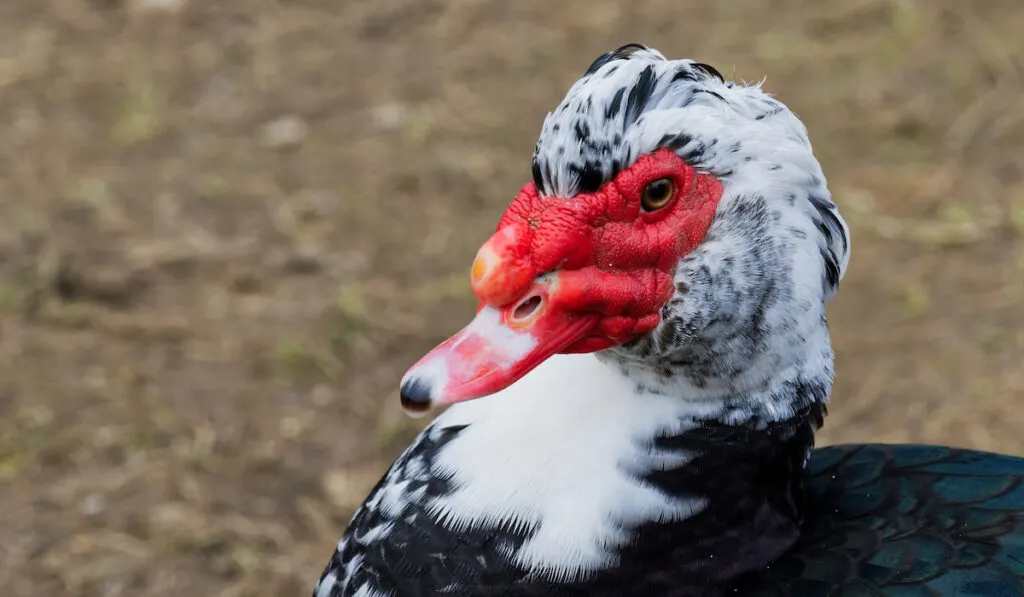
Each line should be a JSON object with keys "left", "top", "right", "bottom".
{"left": 640, "top": 178, "right": 676, "bottom": 211}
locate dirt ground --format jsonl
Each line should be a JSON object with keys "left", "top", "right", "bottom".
{"left": 0, "top": 0, "right": 1022, "bottom": 595}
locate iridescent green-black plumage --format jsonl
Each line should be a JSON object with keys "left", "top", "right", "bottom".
{"left": 735, "top": 444, "right": 1024, "bottom": 596}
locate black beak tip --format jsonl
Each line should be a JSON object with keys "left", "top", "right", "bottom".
{"left": 400, "top": 377, "right": 433, "bottom": 417}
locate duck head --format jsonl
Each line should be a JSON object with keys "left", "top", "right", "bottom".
{"left": 400, "top": 44, "right": 851, "bottom": 414}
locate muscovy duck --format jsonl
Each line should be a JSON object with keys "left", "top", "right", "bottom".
{"left": 314, "top": 44, "right": 1024, "bottom": 597}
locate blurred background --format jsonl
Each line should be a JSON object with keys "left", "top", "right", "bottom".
{"left": 0, "top": 0, "right": 1022, "bottom": 595}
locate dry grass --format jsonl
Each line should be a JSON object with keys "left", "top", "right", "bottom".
{"left": 0, "top": 0, "right": 1022, "bottom": 595}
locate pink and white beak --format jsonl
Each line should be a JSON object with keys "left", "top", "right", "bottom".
{"left": 399, "top": 231, "right": 602, "bottom": 413}
{"left": 398, "top": 299, "right": 601, "bottom": 414}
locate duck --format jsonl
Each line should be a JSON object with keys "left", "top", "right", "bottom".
{"left": 312, "top": 44, "right": 1024, "bottom": 597}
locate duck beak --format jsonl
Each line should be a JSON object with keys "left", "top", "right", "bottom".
{"left": 398, "top": 274, "right": 599, "bottom": 416}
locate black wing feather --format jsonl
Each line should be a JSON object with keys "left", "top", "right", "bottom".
{"left": 733, "top": 444, "right": 1024, "bottom": 596}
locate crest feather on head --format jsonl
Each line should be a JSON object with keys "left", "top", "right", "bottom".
{"left": 530, "top": 43, "right": 849, "bottom": 298}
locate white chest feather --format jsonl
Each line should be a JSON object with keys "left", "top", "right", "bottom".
{"left": 425, "top": 354, "right": 711, "bottom": 580}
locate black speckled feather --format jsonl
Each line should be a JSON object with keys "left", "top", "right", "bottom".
{"left": 318, "top": 399, "right": 826, "bottom": 597}
{"left": 732, "top": 444, "right": 1024, "bottom": 596}
{"left": 316, "top": 410, "right": 1024, "bottom": 596}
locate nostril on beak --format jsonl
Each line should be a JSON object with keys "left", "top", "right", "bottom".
{"left": 511, "top": 295, "right": 543, "bottom": 322}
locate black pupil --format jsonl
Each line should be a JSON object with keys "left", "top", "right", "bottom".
{"left": 646, "top": 180, "right": 671, "bottom": 205}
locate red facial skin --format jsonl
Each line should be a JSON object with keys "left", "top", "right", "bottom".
{"left": 400, "top": 148, "right": 724, "bottom": 413}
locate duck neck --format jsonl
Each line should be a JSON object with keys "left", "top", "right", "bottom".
{"left": 407, "top": 351, "right": 829, "bottom": 595}
{"left": 604, "top": 381, "right": 826, "bottom": 596}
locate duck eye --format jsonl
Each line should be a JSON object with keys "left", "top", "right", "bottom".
{"left": 640, "top": 178, "right": 676, "bottom": 212}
